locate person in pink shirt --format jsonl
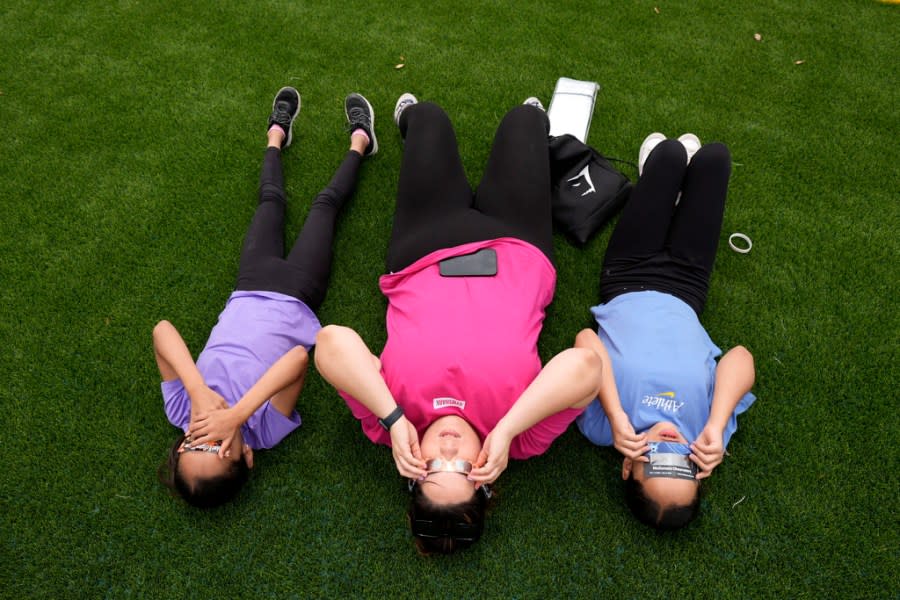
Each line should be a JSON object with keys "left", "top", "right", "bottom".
{"left": 314, "top": 94, "right": 604, "bottom": 553}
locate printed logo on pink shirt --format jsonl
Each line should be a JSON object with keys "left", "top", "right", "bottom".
{"left": 433, "top": 397, "right": 466, "bottom": 410}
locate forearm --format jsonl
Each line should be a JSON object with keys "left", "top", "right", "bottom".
{"left": 232, "top": 346, "right": 308, "bottom": 423}
{"left": 707, "top": 346, "right": 755, "bottom": 431}
{"left": 574, "top": 328, "right": 626, "bottom": 421}
{"left": 494, "top": 347, "right": 602, "bottom": 439}
{"left": 153, "top": 320, "right": 205, "bottom": 393}
{"left": 314, "top": 325, "right": 398, "bottom": 419}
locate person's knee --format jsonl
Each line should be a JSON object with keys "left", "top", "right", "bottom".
{"left": 259, "top": 182, "right": 286, "bottom": 205}
{"left": 502, "top": 103, "right": 549, "bottom": 133}
{"left": 403, "top": 101, "right": 447, "bottom": 129}
{"left": 691, "top": 142, "right": 731, "bottom": 170}
{"left": 653, "top": 138, "right": 688, "bottom": 163}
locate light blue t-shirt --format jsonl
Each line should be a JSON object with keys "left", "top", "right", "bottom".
{"left": 576, "top": 291, "right": 755, "bottom": 447}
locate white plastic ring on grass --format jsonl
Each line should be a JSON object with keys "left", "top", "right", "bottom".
{"left": 728, "top": 233, "right": 752, "bottom": 254}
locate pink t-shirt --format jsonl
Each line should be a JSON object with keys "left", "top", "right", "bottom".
{"left": 342, "top": 238, "right": 583, "bottom": 460}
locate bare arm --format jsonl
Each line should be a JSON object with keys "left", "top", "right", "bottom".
{"left": 690, "top": 345, "right": 755, "bottom": 478}
{"left": 153, "top": 320, "right": 204, "bottom": 390}
{"left": 153, "top": 320, "right": 226, "bottom": 416}
{"left": 468, "top": 346, "right": 603, "bottom": 484}
{"left": 708, "top": 346, "right": 756, "bottom": 431}
{"left": 314, "top": 325, "right": 426, "bottom": 479}
{"left": 188, "top": 346, "right": 310, "bottom": 453}
{"left": 573, "top": 328, "right": 649, "bottom": 460}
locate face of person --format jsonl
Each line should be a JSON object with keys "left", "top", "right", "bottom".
{"left": 178, "top": 429, "right": 253, "bottom": 484}
{"left": 622, "top": 421, "right": 699, "bottom": 507}
{"left": 418, "top": 415, "right": 482, "bottom": 506}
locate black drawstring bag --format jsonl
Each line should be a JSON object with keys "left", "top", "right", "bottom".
{"left": 549, "top": 134, "right": 633, "bottom": 245}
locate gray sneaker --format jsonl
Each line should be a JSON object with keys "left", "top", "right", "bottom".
{"left": 345, "top": 93, "right": 378, "bottom": 155}
{"left": 268, "top": 87, "right": 301, "bottom": 149}
{"left": 393, "top": 93, "right": 418, "bottom": 127}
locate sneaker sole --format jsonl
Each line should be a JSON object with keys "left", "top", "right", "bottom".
{"left": 273, "top": 86, "right": 301, "bottom": 148}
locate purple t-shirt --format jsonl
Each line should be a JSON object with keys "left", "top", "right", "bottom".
{"left": 161, "top": 290, "right": 320, "bottom": 449}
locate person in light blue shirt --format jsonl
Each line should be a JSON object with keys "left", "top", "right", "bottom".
{"left": 575, "top": 134, "right": 756, "bottom": 530}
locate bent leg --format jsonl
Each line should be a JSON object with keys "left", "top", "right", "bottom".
{"left": 602, "top": 139, "right": 687, "bottom": 265}
{"left": 474, "top": 105, "right": 554, "bottom": 261}
{"left": 666, "top": 142, "right": 731, "bottom": 294}
{"left": 387, "top": 103, "right": 474, "bottom": 270}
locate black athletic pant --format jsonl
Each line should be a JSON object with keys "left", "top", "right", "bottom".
{"left": 235, "top": 147, "right": 361, "bottom": 311}
{"left": 599, "top": 139, "right": 731, "bottom": 315}
{"left": 386, "top": 102, "right": 554, "bottom": 272}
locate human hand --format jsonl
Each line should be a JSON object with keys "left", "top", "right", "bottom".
{"left": 189, "top": 385, "right": 229, "bottom": 414}
{"left": 390, "top": 417, "right": 426, "bottom": 480}
{"left": 468, "top": 427, "right": 514, "bottom": 485}
{"left": 690, "top": 425, "right": 724, "bottom": 479}
{"left": 610, "top": 411, "right": 649, "bottom": 461}
{"left": 188, "top": 407, "right": 242, "bottom": 459}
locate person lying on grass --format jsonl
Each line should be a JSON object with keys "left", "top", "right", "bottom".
{"left": 314, "top": 94, "right": 603, "bottom": 554}
{"left": 575, "top": 133, "right": 756, "bottom": 530}
{"left": 154, "top": 87, "right": 377, "bottom": 508}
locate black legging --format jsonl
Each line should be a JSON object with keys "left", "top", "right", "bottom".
{"left": 386, "top": 102, "right": 554, "bottom": 272}
{"left": 599, "top": 139, "right": 731, "bottom": 315}
{"left": 235, "top": 147, "right": 361, "bottom": 311}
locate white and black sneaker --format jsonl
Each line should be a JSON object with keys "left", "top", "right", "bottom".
{"left": 638, "top": 132, "right": 667, "bottom": 176}
{"left": 677, "top": 133, "right": 702, "bottom": 164}
{"left": 268, "top": 87, "right": 301, "bottom": 149}
{"left": 523, "top": 96, "right": 545, "bottom": 111}
{"left": 345, "top": 93, "right": 378, "bottom": 155}
{"left": 393, "top": 93, "right": 418, "bottom": 127}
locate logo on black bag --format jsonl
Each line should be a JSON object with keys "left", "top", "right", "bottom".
{"left": 566, "top": 165, "right": 596, "bottom": 197}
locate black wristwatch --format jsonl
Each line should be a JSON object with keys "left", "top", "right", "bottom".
{"left": 378, "top": 405, "right": 405, "bottom": 431}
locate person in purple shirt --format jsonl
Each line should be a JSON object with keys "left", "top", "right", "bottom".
{"left": 574, "top": 133, "right": 756, "bottom": 530}
{"left": 153, "top": 87, "right": 378, "bottom": 508}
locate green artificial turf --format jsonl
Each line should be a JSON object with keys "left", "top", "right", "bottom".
{"left": 2, "top": 0, "right": 897, "bottom": 597}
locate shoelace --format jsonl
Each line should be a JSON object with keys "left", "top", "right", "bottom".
{"left": 347, "top": 106, "right": 370, "bottom": 128}
{"left": 272, "top": 103, "right": 294, "bottom": 125}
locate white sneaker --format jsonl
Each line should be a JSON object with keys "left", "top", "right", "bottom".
{"left": 393, "top": 93, "right": 418, "bottom": 127}
{"left": 677, "top": 133, "right": 701, "bottom": 164}
{"left": 638, "top": 132, "right": 667, "bottom": 175}
{"left": 523, "top": 96, "right": 545, "bottom": 111}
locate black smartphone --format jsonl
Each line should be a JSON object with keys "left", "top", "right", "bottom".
{"left": 438, "top": 248, "right": 498, "bottom": 277}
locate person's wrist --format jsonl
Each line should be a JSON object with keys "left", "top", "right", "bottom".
{"left": 611, "top": 409, "right": 630, "bottom": 428}
{"left": 704, "top": 417, "right": 727, "bottom": 436}
{"left": 232, "top": 402, "right": 252, "bottom": 425}
{"left": 185, "top": 381, "right": 207, "bottom": 398}
{"left": 378, "top": 405, "right": 405, "bottom": 431}
{"left": 492, "top": 418, "right": 516, "bottom": 443}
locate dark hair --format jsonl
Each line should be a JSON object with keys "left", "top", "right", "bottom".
{"left": 158, "top": 433, "right": 250, "bottom": 509}
{"left": 624, "top": 474, "right": 700, "bottom": 530}
{"left": 407, "top": 482, "right": 489, "bottom": 555}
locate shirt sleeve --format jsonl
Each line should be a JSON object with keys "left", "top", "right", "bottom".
{"left": 575, "top": 399, "right": 614, "bottom": 446}
{"left": 510, "top": 406, "right": 585, "bottom": 459}
{"left": 339, "top": 390, "right": 391, "bottom": 446}
{"left": 242, "top": 403, "right": 301, "bottom": 449}
{"left": 161, "top": 379, "right": 190, "bottom": 431}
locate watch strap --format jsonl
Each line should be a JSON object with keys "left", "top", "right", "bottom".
{"left": 378, "top": 405, "right": 405, "bottom": 431}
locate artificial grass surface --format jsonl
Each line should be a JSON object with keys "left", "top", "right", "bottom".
{"left": 2, "top": 0, "right": 897, "bottom": 597}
